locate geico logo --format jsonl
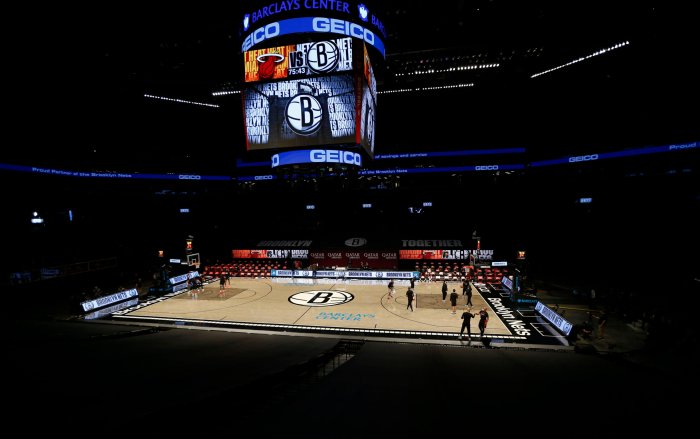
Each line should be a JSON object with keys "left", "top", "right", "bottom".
{"left": 271, "top": 154, "right": 280, "bottom": 168}
{"left": 475, "top": 165, "right": 499, "bottom": 171}
{"left": 568, "top": 154, "right": 599, "bottom": 163}
{"left": 242, "top": 22, "right": 280, "bottom": 51}
{"left": 178, "top": 174, "right": 201, "bottom": 180}
{"left": 254, "top": 175, "right": 273, "bottom": 180}
{"left": 310, "top": 150, "right": 362, "bottom": 166}
{"left": 312, "top": 17, "right": 375, "bottom": 46}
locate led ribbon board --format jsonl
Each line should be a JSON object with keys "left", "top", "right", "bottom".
{"left": 271, "top": 149, "right": 362, "bottom": 168}
{"left": 242, "top": 16, "right": 386, "bottom": 59}
{"left": 271, "top": 269, "right": 419, "bottom": 279}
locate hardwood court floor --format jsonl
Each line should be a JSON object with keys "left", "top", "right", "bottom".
{"left": 124, "top": 278, "right": 511, "bottom": 336}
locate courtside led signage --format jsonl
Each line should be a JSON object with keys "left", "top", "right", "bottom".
{"left": 535, "top": 301, "right": 573, "bottom": 336}
{"left": 81, "top": 288, "right": 139, "bottom": 312}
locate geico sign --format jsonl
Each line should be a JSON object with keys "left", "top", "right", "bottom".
{"left": 254, "top": 175, "right": 274, "bottom": 181}
{"left": 242, "top": 22, "right": 280, "bottom": 51}
{"left": 568, "top": 154, "right": 599, "bottom": 163}
{"left": 310, "top": 150, "right": 362, "bottom": 166}
{"left": 475, "top": 165, "right": 499, "bottom": 171}
{"left": 178, "top": 174, "right": 202, "bottom": 180}
{"left": 243, "top": 18, "right": 376, "bottom": 53}
{"left": 312, "top": 17, "right": 375, "bottom": 46}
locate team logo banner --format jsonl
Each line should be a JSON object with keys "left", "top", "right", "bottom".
{"left": 244, "top": 37, "right": 353, "bottom": 82}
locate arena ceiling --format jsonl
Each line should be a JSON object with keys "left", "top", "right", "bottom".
{"left": 6, "top": 1, "right": 697, "bottom": 173}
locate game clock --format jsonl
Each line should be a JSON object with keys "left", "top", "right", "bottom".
{"left": 287, "top": 67, "right": 307, "bottom": 75}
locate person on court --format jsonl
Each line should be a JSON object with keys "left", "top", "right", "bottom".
{"left": 478, "top": 307, "right": 489, "bottom": 338}
{"left": 406, "top": 287, "right": 415, "bottom": 311}
{"left": 218, "top": 274, "right": 226, "bottom": 296}
{"left": 387, "top": 279, "right": 395, "bottom": 300}
{"left": 460, "top": 308, "right": 476, "bottom": 339}
{"left": 464, "top": 280, "right": 473, "bottom": 306}
{"left": 442, "top": 280, "right": 448, "bottom": 302}
{"left": 450, "top": 288, "right": 459, "bottom": 314}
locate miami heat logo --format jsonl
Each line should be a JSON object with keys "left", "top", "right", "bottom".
{"left": 285, "top": 93, "right": 323, "bottom": 135}
{"left": 256, "top": 52, "right": 284, "bottom": 80}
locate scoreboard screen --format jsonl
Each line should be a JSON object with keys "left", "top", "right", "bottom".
{"left": 243, "top": 74, "right": 356, "bottom": 151}
{"left": 244, "top": 37, "right": 354, "bottom": 82}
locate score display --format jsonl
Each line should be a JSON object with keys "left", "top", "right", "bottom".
{"left": 244, "top": 37, "right": 353, "bottom": 82}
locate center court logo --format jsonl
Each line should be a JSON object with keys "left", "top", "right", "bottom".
{"left": 289, "top": 290, "right": 354, "bottom": 307}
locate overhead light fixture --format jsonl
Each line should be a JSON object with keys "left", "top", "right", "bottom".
{"left": 212, "top": 90, "right": 241, "bottom": 96}
{"left": 395, "top": 63, "right": 499, "bottom": 76}
{"left": 144, "top": 94, "right": 219, "bottom": 108}
{"left": 379, "top": 83, "right": 474, "bottom": 94}
{"left": 531, "top": 41, "right": 630, "bottom": 78}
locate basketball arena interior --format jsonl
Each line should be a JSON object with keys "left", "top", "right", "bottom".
{"left": 4, "top": 1, "right": 698, "bottom": 434}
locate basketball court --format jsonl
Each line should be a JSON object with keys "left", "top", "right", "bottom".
{"left": 109, "top": 278, "right": 568, "bottom": 347}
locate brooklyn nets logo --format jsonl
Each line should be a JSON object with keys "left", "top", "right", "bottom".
{"left": 288, "top": 290, "right": 354, "bottom": 307}
{"left": 285, "top": 93, "right": 323, "bottom": 135}
{"left": 344, "top": 237, "right": 367, "bottom": 247}
{"left": 307, "top": 41, "right": 340, "bottom": 74}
